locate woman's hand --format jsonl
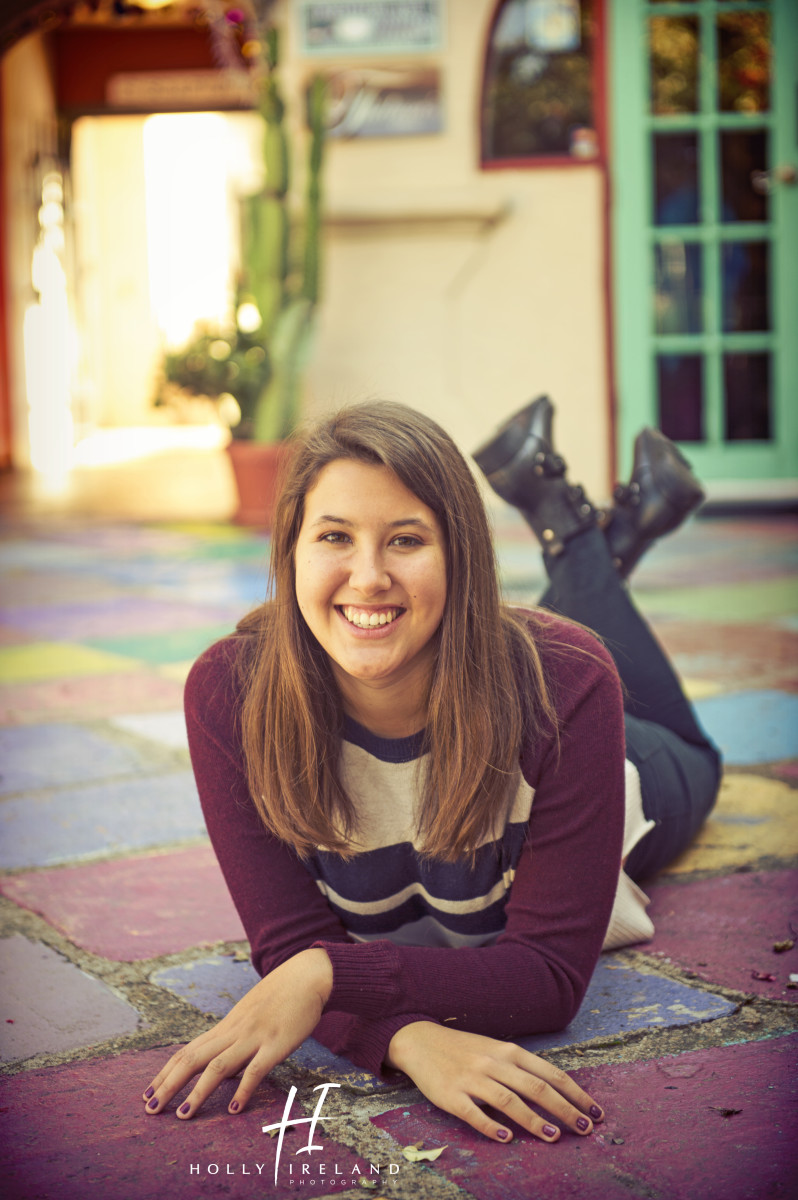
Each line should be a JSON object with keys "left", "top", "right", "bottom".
{"left": 142, "top": 948, "right": 332, "bottom": 1119}
{"left": 386, "top": 1022, "right": 603, "bottom": 1144}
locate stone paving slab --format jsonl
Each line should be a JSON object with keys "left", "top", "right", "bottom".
{"left": 1, "top": 846, "right": 245, "bottom": 959}
{"left": 372, "top": 1035, "right": 798, "bottom": 1200}
{"left": 663, "top": 774, "right": 798, "bottom": 875}
{"left": 0, "top": 597, "right": 241, "bottom": 641}
{"left": 655, "top": 620, "right": 798, "bottom": 692}
{"left": 0, "top": 935, "right": 142, "bottom": 1062}
{"left": 643, "top": 869, "right": 798, "bottom": 1001}
{"left": 0, "top": 1046, "right": 384, "bottom": 1199}
{"left": 0, "top": 641, "right": 140, "bottom": 683}
{"left": 0, "top": 772, "right": 205, "bottom": 869}
{"left": 0, "top": 723, "right": 148, "bottom": 794}
{"left": 110, "top": 710, "right": 189, "bottom": 749}
{"left": 84, "top": 624, "right": 234, "bottom": 665}
{"left": 516, "top": 957, "right": 735, "bottom": 1054}
{"left": 0, "top": 671, "right": 184, "bottom": 724}
{"left": 638, "top": 577, "right": 798, "bottom": 623}
{"left": 692, "top": 690, "right": 798, "bottom": 765}
{"left": 0, "top": 571, "right": 126, "bottom": 606}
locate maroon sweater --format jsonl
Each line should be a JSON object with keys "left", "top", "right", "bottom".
{"left": 185, "top": 610, "right": 626, "bottom": 1078}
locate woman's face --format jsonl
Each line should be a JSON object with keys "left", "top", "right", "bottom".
{"left": 294, "top": 459, "right": 447, "bottom": 705}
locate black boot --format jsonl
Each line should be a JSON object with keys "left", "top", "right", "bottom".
{"left": 473, "top": 396, "right": 597, "bottom": 558}
{"left": 606, "top": 427, "right": 705, "bottom": 578}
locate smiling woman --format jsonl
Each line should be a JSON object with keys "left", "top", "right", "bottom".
{"left": 141, "top": 398, "right": 721, "bottom": 1148}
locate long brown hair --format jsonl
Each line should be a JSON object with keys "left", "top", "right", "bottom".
{"left": 238, "top": 400, "right": 557, "bottom": 861}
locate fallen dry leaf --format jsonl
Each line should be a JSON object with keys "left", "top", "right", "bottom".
{"left": 751, "top": 970, "right": 777, "bottom": 982}
{"left": 773, "top": 940, "right": 794, "bottom": 953}
{"left": 402, "top": 1143, "right": 448, "bottom": 1163}
{"left": 709, "top": 1107, "right": 742, "bottom": 1118}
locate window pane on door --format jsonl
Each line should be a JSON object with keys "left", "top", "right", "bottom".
{"left": 724, "top": 353, "right": 771, "bottom": 441}
{"left": 650, "top": 17, "right": 699, "bottom": 115}
{"left": 717, "top": 11, "right": 771, "bottom": 113}
{"left": 720, "top": 130, "right": 769, "bottom": 222}
{"left": 655, "top": 243, "right": 702, "bottom": 334}
{"left": 657, "top": 355, "right": 704, "bottom": 442}
{"left": 722, "top": 241, "right": 770, "bottom": 332}
{"left": 654, "top": 132, "right": 699, "bottom": 225}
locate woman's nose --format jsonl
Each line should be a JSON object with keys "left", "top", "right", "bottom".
{"left": 349, "top": 549, "right": 391, "bottom": 594}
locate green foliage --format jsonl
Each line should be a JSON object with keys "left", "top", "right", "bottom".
{"left": 159, "top": 325, "right": 271, "bottom": 440}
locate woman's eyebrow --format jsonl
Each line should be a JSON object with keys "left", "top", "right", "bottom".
{"left": 308, "top": 515, "right": 434, "bottom": 531}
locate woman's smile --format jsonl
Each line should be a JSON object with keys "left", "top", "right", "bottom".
{"left": 294, "top": 459, "right": 447, "bottom": 723}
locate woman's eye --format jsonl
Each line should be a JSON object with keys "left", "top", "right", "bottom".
{"left": 320, "top": 531, "right": 351, "bottom": 544}
{"left": 391, "top": 535, "right": 422, "bottom": 547}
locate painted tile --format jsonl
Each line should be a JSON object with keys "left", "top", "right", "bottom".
{"left": 637, "top": 577, "right": 798, "bottom": 623}
{"left": 0, "top": 571, "right": 125, "bottom": 606}
{"left": 83, "top": 625, "right": 233, "bottom": 665}
{"left": 0, "top": 671, "right": 184, "bottom": 725}
{"left": 0, "top": 597, "right": 241, "bottom": 641}
{"left": 663, "top": 773, "right": 798, "bottom": 875}
{"left": 654, "top": 620, "right": 798, "bottom": 691}
{"left": 516, "top": 957, "right": 734, "bottom": 1055}
{"left": 110, "top": 711, "right": 189, "bottom": 749}
{"left": 0, "top": 772, "right": 205, "bottom": 869}
{"left": 643, "top": 869, "right": 798, "bottom": 1001}
{"left": 681, "top": 677, "right": 724, "bottom": 700}
{"left": 0, "top": 935, "right": 142, "bottom": 1062}
{"left": 372, "top": 1035, "right": 798, "bottom": 1200}
{"left": 0, "top": 642, "right": 140, "bottom": 684}
{"left": 0, "top": 846, "right": 245, "bottom": 959}
{"left": 150, "top": 955, "right": 391, "bottom": 1092}
{"left": 0, "top": 724, "right": 147, "bottom": 794}
{"left": 156, "top": 660, "right": 195, "bottom": 683}
{"left": 0, "top": 1046, "right": 383, "bottom": 1199}
{"left": 693, "top": 690, "right": 798, "bottom": 765}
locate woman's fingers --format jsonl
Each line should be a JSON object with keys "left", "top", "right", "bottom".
{"left": 175, "top": 1046, "right": 256, "bottom": 1120}
{"left": 521, "top": 1052, "right": 603, "bottom": 1124}
{"left": 142, "top": 1036, "right": 229, "bottom": 1114}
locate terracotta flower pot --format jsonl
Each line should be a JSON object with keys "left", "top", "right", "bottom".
{"left": 225, "top": 440, "right": 292, "bottom": 529}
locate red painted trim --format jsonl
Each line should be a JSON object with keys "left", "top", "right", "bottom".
{"left": 0, "top": 80, "right": 14, "bottom": 469}
{"left": 478, "top": 0, "right": 607, "bottom": 170}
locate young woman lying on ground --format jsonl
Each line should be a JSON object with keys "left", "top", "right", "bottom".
{"left": 142, "top": 397, "right": 721, "bottom": 1145}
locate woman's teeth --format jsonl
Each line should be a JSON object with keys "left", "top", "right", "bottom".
{"left": 342, "top": 606, "right": 401, "bottom": 628}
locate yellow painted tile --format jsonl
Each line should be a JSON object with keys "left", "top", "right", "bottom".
{"left": 156, "top": 660, "right": 194, "bottom": 683}
{"left": 0, "top": 642, "right": 141, "bottom": 684}
{"left": 682, "top": 677, "right": 724, "bottom": 701}
{"left": 662, "top": 773, "right": 798, "bottom": 875}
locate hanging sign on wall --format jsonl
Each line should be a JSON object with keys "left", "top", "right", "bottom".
{"left": 298, "top": 0, "right": 444, "bottom": 56}
{"left": 317, "top": 66, "right": 442, "bottom": 137}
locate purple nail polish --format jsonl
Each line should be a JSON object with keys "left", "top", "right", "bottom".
{"left": 144, "top": 1086, "right": 154, "bottom": 1099}
{"left": 576, "top": 1116, "right": 590, "bottom": 1132}
{"left": 495, "top": 1129, "right": 509, "bottom": 1141}
{"left": 542, "top": 1124, "right": 558, "bottom": 1138}
{"left": 589, "top": 1105, "right": 602, "bottom": 1120}
{"left": 147, "top": 1098, "right": 159, "bottom": 1110}
{"left": 178, "top": 1102, "right": 190, "bottom": 1115}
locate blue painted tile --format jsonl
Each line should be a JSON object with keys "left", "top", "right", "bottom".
{"left": 0, "top": 935, "right": 142, "bottom": 1061}
{"left": 151, "top": 955, "right": 391, "bottom": 1091}
{"left": 693, "top": 690, "right": 798, "bottom": 765}
{"left": 0, "top": 772, "right": 206, "bottom": 868}
{"left": 0, "top": 724, "right": 146, "bottom": 794}
{"left": 0, "top": 597, "right": 240, "bottom": 641}
{"left": 516, "top": 957, "right": 735, "bottom": 1053}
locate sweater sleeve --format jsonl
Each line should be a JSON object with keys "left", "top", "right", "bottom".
{"left": 186, "top": 620, "right": 625, "bottom": 1074}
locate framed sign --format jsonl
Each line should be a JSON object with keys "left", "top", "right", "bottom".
{"left": 297, "top": 1, "right": 444, "bottom": 56}
{"left": 320, "top": 66, "right": 443, "bottom": 137}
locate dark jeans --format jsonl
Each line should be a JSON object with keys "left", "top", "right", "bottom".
{"left": 539, "top": 525, "right": 722, "bottom": 882}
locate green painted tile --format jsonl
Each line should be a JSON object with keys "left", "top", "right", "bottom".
{"left": 0, "top": 642, "right": 141, "bottom": 684}
{"left": 82, "top": 624, "right": 233, "bottom": 665}
{"left": 637, "top": 577, "right": 798, "bottom": 623}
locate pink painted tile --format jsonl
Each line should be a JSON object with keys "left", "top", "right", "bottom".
{"left": 372, "top": 1036, "right": 798, "bottom": 1200}
{"left": 0, "top": 671, "right": 184, "bottom": 724}
{"left": 643, "top": 869, "right": 798, "bottom": 1001}
{"left": 0, "top": 1046, "right": 382, "bottom": 1198}
{"left": 0, "top": 847, "right": 245, "bottom": 960}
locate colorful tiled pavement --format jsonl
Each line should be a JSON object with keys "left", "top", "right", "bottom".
{"left": 0, "top": 508, "right": 796, "bottom": 1200}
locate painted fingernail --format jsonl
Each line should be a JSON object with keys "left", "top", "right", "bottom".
{"left": 589, "top": 1105, "right": 602, "bottom": 1120}
{"left": 229, "top": 1100, "right": 240, "bottom": 1113}
{"left": 542, "top": 1124, "right": 558, "bottom": 1138}
{"left": 147, "top": 1098, "right": 159, "bottom": 1110}
{"left": 495, "top": 1129, "right": 509, "bottom": 1141}
{"left": 576, "top": 1117, "right": 590, "bottom": 1132}
{"left": 144, "top": 1086, "right": 154, "bottom": 1099}
{"left": 178, "top": 1102, "right": 190, "bottom": 1115}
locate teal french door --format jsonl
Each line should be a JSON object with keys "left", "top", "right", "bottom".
{"left": 610, "top": 0, "right": 797, "bottom": 489}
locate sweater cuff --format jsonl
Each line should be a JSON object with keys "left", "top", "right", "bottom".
{"left": 314, "top": 939, "right": 403, "bottom": 1019}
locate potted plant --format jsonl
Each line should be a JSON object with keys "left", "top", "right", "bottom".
{"left": 155, "top": 19, "right": 327, "bottom": 528}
